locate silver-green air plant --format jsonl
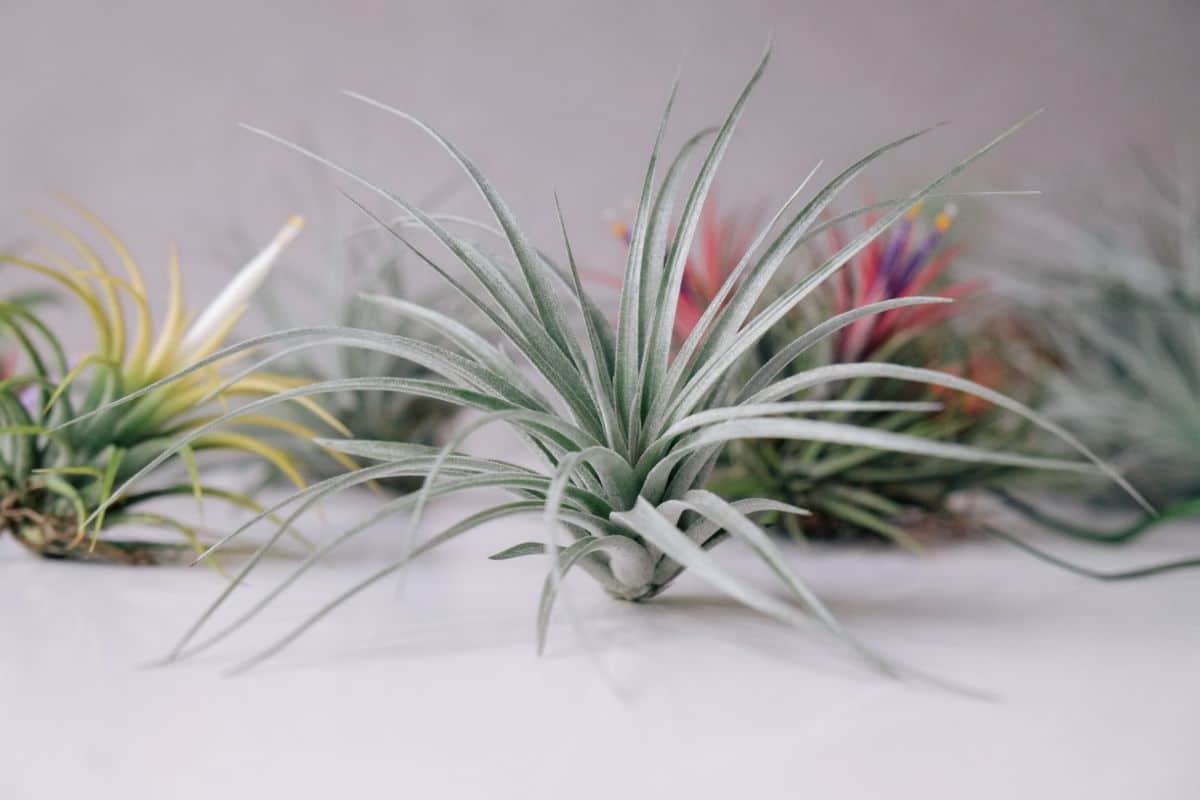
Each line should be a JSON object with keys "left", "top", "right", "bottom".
{"left": 997, "top": 163, "right": 1200, "bottom": 543}
{"left": 89, "top": 51, "right": 1147, "bottom": 673}
{"left": 0, "top": 207, "right": 350, "bottom": 564}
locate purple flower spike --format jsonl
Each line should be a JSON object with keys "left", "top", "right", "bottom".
{"left": 890, "top": 205, "right": 958, "bottom": 294}
{"left": 878, "top": 212, "right": 917, "bottom": 290}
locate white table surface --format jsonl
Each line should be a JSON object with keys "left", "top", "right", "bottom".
{"left": 3, "top": 486, "right": 1197, "bottom": 799}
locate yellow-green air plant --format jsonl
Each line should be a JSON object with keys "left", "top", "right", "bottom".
{"left": 87, "top": 51, "right": 1172, "bottom": 676}
{"left": 0, "top": 206, "right": 350, "bottom": 564}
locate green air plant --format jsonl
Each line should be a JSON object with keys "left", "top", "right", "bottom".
{"left": 997, "top": 164, "right": 1200, "bottom": 542}
{"left": 229, "top": 205, "right": 462, "bottom": 492}
{"left": 90, "top": 51, "right": 1150, "bottom": 673}
{"left": 666, "top": 200, "right": 1052, "bottom": 545}
{"left": 0, "top": 207, "right": 351, "bottom": 564}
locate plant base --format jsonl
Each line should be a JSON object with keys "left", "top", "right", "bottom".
{"left": 2, "top": 509, "right": 192, "bottom": 566}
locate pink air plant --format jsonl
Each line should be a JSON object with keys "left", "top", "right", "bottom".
{"left": 827, "top": 203, "right": 983, "bottom": 362}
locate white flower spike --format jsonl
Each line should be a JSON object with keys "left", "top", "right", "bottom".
{"left": 179, "top": 215, "right": 305, "bottom": 361}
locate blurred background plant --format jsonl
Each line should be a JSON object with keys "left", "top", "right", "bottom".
{"left": 997, "top": 161, "right": 1200, "bottom": 541}
{"left": 221, "top": 179, "right": 464, "bottom": 492}
{"left": 0, "top": 207, "right": 345, "bottom": 564}
{"left": 624, "top": 197, "right": 1054, "bottom": 545}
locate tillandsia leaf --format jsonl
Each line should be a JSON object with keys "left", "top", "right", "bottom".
{"left": 650, "top": 497, "right": 812, "bottom": 584}
{"left": 533, "top": 536, "right": 646, "bottom": 649}
{"left": 164, "top": 464, "right": 581, "bottom": 657}
{"left": 0, "top": 208, "right": 335, "bottom": 564}
{"left": 374, "top": 207, "right": 621, "bottom": 378}
{"left": 640, "top": 127, "right": 719, "bottom": 346}
{"left": 993, "top": 489, "right": 1200, "bottom": 545}
{"left": 188, "top": 455, "right": 530, "bottom": 568}
{"left": 744, "top": 362, "right": 1149, "bottom": 511}
{"left": 611, "top": 496, "right": 904, "bottom": 675}
{"left": 222, "top": 501, "right": 560, "bottom": 676}
{"left": 738, "top": 297, "right": 955, "bottom": 398}
{"left": 554, "top": 196, "right": 626, "bottom": 454}
{"left": 342, "top": 91, "right": 590, "bottom": 376}
{"left": 648, "top": 355, "right": 1072, "bottom": 508}
{"left": 113, "top": 48, "right": 1160, "bottom": 676}
{"left": 489, "top": 541, "right": 549, "bottom": 560}
{"left": 641, "top": 415, "right": 1095, "bottom": 502}
{"left": 615, "top": 77, "right": 679, "bottom": 444}
{"left": 639, "top": 49, "right": 771, "bottom": 430}
{"left": 658, "top": 400, "right": 946, "bottom": 442}
{"left": 981, "top": 524, "right": 1200, "bottom": 580}
{"left": 174, "top": 500, "right": 551, "bottom": 665}
{"left": 358, "top": 293, "right": 518, "bottom": 380}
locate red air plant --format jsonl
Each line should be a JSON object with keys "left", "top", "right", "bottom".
{"left": 827, "top": 203, "right": 984, "bottom": 362}
{"left": 612, "top": 196, "right": 761, "bottom": 342}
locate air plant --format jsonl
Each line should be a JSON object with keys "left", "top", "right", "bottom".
{"left": 231, "top": 210, "right": 463, "bottom": 491}
{"left": 90, "top": 51, "right": 1146, "bottom": 674}
{"left": 997, "top": 164, "right": 1200, "bottom": 541}
{"left": 0, "top": 207, "right": 348, "bottom": 564}
{"left": 686, "top": 201, "right": 1051, "bottom": 544}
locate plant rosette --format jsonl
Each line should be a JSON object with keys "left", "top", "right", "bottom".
{"left": 0, "top": 207, "right": 350, "bottom": 564}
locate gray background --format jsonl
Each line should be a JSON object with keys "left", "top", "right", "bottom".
{"left": 2, "top": 0, "right": 1199, "bottom": 337}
